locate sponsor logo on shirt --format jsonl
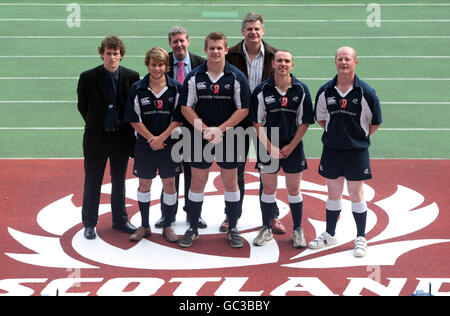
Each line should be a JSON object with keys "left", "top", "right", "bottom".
{"left": 265, "top": 95, "right": 276, "bottom": 104}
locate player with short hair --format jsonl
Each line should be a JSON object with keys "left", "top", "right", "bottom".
{"left": 179, "top": 32, "right": 251, "bottom": 248}
{"left": 309, "top": 46, "right": 382, "bottom": 257}
{"left": 125, "top": 47, "right": 183, "bottom": 243}
{"left": 251, "top": 50, "right": 314, "bottom": 247}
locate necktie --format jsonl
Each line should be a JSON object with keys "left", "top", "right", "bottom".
{"left": 104, "top": 76, "right": 120, "bottom": 132}
{"left": 177, "top": 61, "right": 185, "bottom": 84}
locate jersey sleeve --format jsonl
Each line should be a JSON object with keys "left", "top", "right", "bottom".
{"left": 298, "top": 83, "right": 315, "bottom": 125}
{"left": 368, "top": 89, "right": 382, "bottom": 125}
{"left": 180, "top": 73, "right": 197, "bottom": 108}
{"left": 314, "top": 85, "right": 328, "bottom": 123}
{"left": 250, "top": 86, "right": 266, "bottom": 125}
{"left": 234, "top": 73, "right": 251, "bottom": 109}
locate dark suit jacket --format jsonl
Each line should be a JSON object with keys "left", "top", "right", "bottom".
{"left": 226, "top": 40, "right": 278, "bottom": 82}
{"left": 167, "top": 52, "right": 205, "bottom": 79}
{"left": 77, "top": 65, "right": 140, "bottom": 158}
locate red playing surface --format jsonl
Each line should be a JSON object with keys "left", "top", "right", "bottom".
{"left": 0, "top": 159, "right": 449, "bottom": 296}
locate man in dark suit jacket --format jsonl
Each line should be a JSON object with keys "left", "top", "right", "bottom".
{"left": 155, "top": 26, "right": 206, "bottom": 229}
{"left": 77, "top": 35, "right": 140, "bottom": 240}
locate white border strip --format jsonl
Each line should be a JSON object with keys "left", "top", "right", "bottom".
{"left": 0, "top": 3, "right": 449, "bottom": 7}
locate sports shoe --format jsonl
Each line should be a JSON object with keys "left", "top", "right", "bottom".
{"left": 292, "top": 227, "right": 307, "bottom": 248}
{"left": 354, "top": 236, "right": 368, "bottom": 258}
{"left": 308, "top": 232, "right": 338, "bottom": 250}
{"left": 179, "top": 228, "right": 199, "bottom": 248}
{"left": 227, "top": 228, "right": 244, "bottom": 248}
{"left": 253, "top": 227, "right": 273, "bottom": 246}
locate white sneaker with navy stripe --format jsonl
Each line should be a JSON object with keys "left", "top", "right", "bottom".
{"left": 308, "top": 232, "right": 338, "bottom": 250}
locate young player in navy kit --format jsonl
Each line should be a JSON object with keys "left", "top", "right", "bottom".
{"left": 251, "top": 50, "right": 314, "bottom": 248}
{"left": 179, "top": 32, "right": 251, "bottom": 248}
{"left": 309, "top": 46, "right": 382, "bottom": 257}
{"left": 125, "top": 47, "right": 183, "bottom": 243}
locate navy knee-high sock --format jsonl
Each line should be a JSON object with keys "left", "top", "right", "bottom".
{"left": 186, "top": 191, "right": 203, "bottom": 231}
{"left": 325, "top": 199, "right": 342, "bottom": 237}
{"left": 225, "top": 191, "right": 240, "bottom": 232}
{"left": 162, "top": 192, "right": 177, "bottom": 228}
{"left": 289, "top": 194, "right": 303, "bottom": 230}
{"left": 352, "top": 201, "right": 368, "bottom": 237}
{"left": 137, "top": 190, "right": 151, "bottom": 229}
{"left": 260, "top": 192, "right": 276, "bottom": 229}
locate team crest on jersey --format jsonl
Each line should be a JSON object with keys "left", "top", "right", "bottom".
{"left": 211, "top": 84, "right": 220, "bottom": 94}
{"left": 280, "top": 97, "right": 289, "bottom": 108}
{"left": 340, "top": 98, "right": 348, "bottom": 109}
{"left": 155, "top": 99, "right": 163, "bottom": 109}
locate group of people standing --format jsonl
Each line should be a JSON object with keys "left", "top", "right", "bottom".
{"left": 77, "top": 13, "right": 382, "bottom": 258}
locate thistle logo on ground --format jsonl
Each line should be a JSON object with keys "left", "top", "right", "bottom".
{"left": 2, "top": 169, "right": 450, "bottom": 295}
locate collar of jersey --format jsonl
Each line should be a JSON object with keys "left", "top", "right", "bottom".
{"left": 196, "top": 60, "right": 234, "bottom": 75}
{"left": 135, "top": 73, "right": 178, "bottom": 91}
{"left": 328, "top": 74, "right": 362, "bottom": 90}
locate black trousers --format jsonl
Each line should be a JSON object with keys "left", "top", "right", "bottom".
{"left": 82, "top": 133, "right": 130, "bottom": 228}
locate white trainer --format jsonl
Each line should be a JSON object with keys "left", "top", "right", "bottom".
{"left": 354, "top": 236, "right": 368, "bottom": 258}
{"left": 292, "top": 227, "right": 307, "bottom": 248}
{"left": 308, "top": 232, "right": 338, "bottom": 250}
{"left": 253, "top": 227, "right": 273, "bottom": 246}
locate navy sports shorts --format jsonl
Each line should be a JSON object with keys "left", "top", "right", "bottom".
{"left": 319, "top": 146, "right": 372, "bottom": 181}
{"left": 184, "top": 130, "right": 245, "bottom": 170}
{"left": 256, "top": 141, "right": 308, "bottom": 174}
{"left": 133, "top": 140, "right": 182, "bottom": 179}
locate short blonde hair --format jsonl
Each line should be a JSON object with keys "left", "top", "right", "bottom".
{"left": 144, "top": 47, "right": 170, "bottom": 71}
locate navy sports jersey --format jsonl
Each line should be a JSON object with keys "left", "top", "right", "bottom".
{"left": 314, "top": 75, "right": 382, "bottom": 150}
{"left": 125, "top": 73, "right": 182, "bottom": 146}
{"left": 180, "top": 61, "right": 251, "bottom": 127}
{"left": 251, "top": 74, "right": 315, "bottom": 147}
